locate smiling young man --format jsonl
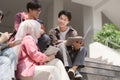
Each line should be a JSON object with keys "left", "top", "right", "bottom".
{"left": 49, "top": 10, "right": 87, "bottom": 80}
{"left": 9, "top": 1, "right": 51, "bottom": 52}
{"left": 49, "top": 10, "right": 78, "bottom": 45}
{"left": 13, "top": 1, "right": 42, "bottom": 32}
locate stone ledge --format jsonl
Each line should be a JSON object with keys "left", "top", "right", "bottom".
{"left": 81, "top": 73, "right": 120, "bottom": 80}
{"left": 81, "top": 58, "right": 120, "bottom": 80}
{"left": 85, "top": 57, "right": 120, "bottom": 71}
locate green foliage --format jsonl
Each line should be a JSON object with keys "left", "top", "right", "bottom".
{"left": 94, "top": 23, "right": 120, "bottom": 49}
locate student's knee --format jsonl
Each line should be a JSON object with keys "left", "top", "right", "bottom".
{"left": 39, "top": 34, "right": 51, "bottom": 43}
{"left": 38, "top": 34, "right": 51, "bottom": 52}
{"left": 80, "top": 47, "right": 87, "bottom": 56}
{"left": 52, "top": 59, "right": 64, "bottom": 68}
{"left": 2, "top": 48, "right": 17, "bottom": 60}
{"left": 0, "top": 56, "right": 11, "bottom": 65}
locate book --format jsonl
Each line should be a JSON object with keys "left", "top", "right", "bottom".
{"left": 66, "top": 36, "right": 83, "bottom": 46}
{"left": 0, "top": 32, "right": 3, "bottom": 34}
{"left": 0, "top": 32, "right": 3, "bottom": 36}
{"left": 44, "top": 46, "right": 59, "bottom": 56}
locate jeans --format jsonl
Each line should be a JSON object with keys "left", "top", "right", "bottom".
{"left": 0, "top": 48, "right": 17, "bottom": 78}
{"left": 0, "top": 56, "right": 11, "bottom": 80}
{"left": 38, "top": 34, "right": 51, "bottom": 52}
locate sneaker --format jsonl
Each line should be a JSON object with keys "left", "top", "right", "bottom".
{"left": 75, "top": 71, "right": 82, "bottom": 80}
{"left": 68, "top": 69, "right": 75, "bottom": 79}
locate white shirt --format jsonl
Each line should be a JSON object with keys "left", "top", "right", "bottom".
{"left": 59, "top": 27, "right": 70, "bottom": 40}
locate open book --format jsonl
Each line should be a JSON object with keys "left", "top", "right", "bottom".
{"left": 66, "top": 26, "right": 92, "bottom": 46}
{"left": 44, "top": 46, "right": 59, "bottom": 56}
{"left": 66, "top": 36, "right": 83, "bottom": 46}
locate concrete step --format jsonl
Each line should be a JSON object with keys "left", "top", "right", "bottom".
{"left": 81, "top": 57, "right": 120, "bottom": 80}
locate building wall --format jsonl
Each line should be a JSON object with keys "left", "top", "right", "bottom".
{"left": 63, "top": 0, "right": 84, "bottom": 35}
{"left": 0, "top": 0, "right": 27, "bottom": 32}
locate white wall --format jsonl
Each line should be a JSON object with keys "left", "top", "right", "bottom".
{"left": 100, "top": 0, "right": 120, "bottom": 28}
{"left": 65, "top": 2, "right": 84, "bottom": 35}
{"left": 90, "top": 42, "right": 120, "bottom": 66}
{"left": 83, "top": 6, "right": 94, "bottom": 55}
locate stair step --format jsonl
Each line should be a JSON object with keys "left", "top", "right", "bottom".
{"left": 81, "top": 57, "right": 120, "bottom": 80}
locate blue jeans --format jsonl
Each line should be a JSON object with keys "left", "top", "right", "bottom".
{"left": 0, "top": 48, "right": 17, "bottom": 78}
{"left": 0, "top": 56, "right": 11, "bottom": 80}
{"left": 57, "top": 43, "right": 87, "bottom": 68}
{"left": 38, "top": 34, "right": 51, "bottom": 52}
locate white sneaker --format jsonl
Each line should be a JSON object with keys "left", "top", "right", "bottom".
{"left": 75, "top": 71, "right": 82, "bottom": 80}
{"left": 68, "top": 69, "right": 75, "bottom": 79}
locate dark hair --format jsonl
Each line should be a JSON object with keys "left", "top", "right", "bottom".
{"left": 58, "top": 10, "right": 72, "bottom": 21}
{"left": 0, "top": 10, "right": 4, "bottom": 20}
{"left": 26, "top": 1, "right": 42, "bottom": 12}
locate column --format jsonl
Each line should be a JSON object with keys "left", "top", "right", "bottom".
{"left": 53, "top": 0, "right": 63, "bottom": 27}
{"left": 83, "top": 6, "right": 102, "bottom": 56}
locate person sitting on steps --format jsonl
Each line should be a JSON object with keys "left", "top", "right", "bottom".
{"left": 49, "top": 10, "right": 87, "bottom": 80}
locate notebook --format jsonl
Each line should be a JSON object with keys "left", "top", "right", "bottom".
{"left": 66, "top": 36, "right": 83, "bottom": 46}
{"left": 44, "top": 46, "right": 59, "bottom": 56}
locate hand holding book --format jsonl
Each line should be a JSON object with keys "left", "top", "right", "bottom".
{"left": 66, "top": 36, "right": 83, "bottom": 46}
{"left": 44, "top": 46, "right": 59, "bottom": 56}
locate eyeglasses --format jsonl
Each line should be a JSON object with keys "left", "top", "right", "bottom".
{"left": 34, "top": 9, "right": 41, "bottom": 13}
